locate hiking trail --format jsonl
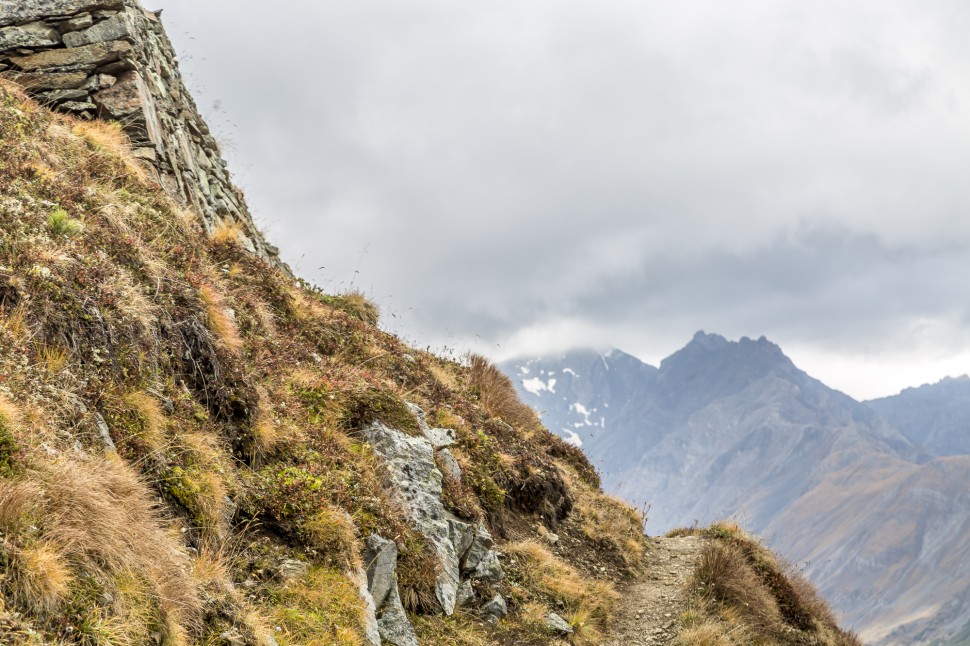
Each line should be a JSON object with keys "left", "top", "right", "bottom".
{"left": 605, "top": 535, "right": 705, "bottom": 646}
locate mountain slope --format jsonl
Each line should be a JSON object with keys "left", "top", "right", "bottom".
{"left": 867, "top": 376, "right": 970, "bottom": 457}
{"left": 505, "top": 332, "right": 919, "bottom": 531}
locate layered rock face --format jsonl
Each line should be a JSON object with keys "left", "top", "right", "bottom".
{"left": 0, "top": 0, "right": 278, "bottom": 261}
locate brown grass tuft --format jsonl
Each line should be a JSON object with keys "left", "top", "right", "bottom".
{"left": 210, "top": 220, "right": 244, "bottom": 246}
{"left": 70, "top": 119, "right": 149, "bottom": 184}
{"left": 304, "top": 506, "right": 359, "bottom": 568}
{"left": 10, "top": 541, "right": 73, "bottom": 612}
{"left": 199, "top": 282, "right": 243, "bottom": 353}
{"left": 122, "top": 390, "right": 168, "bottom": 451}
{"left": 468, "top": 354, "right": 541, "bottom": 430}
{"left": 36, "top": 343, "right": 68, "bottom": 373}
{"left": 681, "top": 524, "right": 864, "bottom": 646}
{"left": 44, "top": 457, "right": 201, "bottom": 633}
{"left": 505, "top": 540, "right": 619, "bottom": 639}
{"left": 1, "top": 303, "right": 30, "bottom": 342}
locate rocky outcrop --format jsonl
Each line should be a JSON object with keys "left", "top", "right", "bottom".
{"left": 361, "top": 535, "right": 416, "bottom": 646}
{"left": 360, "top": 407, "right": 504, "bottom": 629}
{"left": 361, "top": 417, "right": 504, "bottom": 618}
{"left": 0, "top": 0, "right": 278, "bottom": 262}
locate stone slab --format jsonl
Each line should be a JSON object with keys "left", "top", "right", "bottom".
{"left": 0, "top": 21, "right": 60, "bottom": 49}
{"left": 9, "top": 39, "right": 131, "bottom": 71}
{"left": 0, "top": 0, "right": 124, "bottom": 27}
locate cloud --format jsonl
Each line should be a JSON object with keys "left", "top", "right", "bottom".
{"left": 152, "top": 0, "right": 970, "bottom": 398}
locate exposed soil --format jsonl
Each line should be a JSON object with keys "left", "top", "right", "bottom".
{"left": 605, "top": 535, "right": 705, "bottom": 646}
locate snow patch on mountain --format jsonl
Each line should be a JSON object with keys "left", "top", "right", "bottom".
{"left": 522, "top": 377, "right": 557, "bottom": 396}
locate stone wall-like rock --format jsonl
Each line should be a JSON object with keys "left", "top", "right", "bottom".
{"left": 0, "top": 0, "right": 279, "bottom": 263}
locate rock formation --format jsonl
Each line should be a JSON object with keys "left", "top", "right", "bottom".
{"left": 0, "top": 0, "right": 278, "bottom": 261}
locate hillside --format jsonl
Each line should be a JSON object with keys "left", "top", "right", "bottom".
{"left": 0, "top": 2, "right": 862, "bottom": 644}
{"left": 0, "top": 77, "right": 658, "bottom": 644}
{"left": 504, "top": 336, "right": 970, "bottom": 644}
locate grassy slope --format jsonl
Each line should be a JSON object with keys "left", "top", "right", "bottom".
{"left": 0, "top": 82, "right": 649, "bottom": 645}
{"left": 671, "top": 523, "right": 862, "bottom": 646}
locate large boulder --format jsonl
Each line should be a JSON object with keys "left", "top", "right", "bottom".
{"left": 361, "top": 420, "right": 504, "bottom": 615}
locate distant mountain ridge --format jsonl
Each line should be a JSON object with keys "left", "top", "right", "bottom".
{"left": 501, "top": 335, "right": 970, "bottom": 645}
{"left": 867, "top": 375, "right": 970, "bottom": 457}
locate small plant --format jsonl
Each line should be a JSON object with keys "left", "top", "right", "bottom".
{"left": 199, "top": 282, "right": 243, "bottom": 353}
{"left": 210, "top": 220, "right": 243, "bottom": 246}
{"left": 48, "top": 208, "right": 83, "bottom": 237}
{"left": 36, "top": 343, "right": 69, "bottom": 373}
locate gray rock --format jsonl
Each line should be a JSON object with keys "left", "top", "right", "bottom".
{"left": 437, "top": 447, "right": 462, "bottom": 480}
{"left": 547, "top": 612, "right": 573, "bottom": 635}
{"left": 404, "top": 402, "right": 430, "bottom": 432}
{"left": 351, "top": 567, "right": 382, "bottom": 646}
{"left": 56, "top": 13, "right": 94, "bottom": 33}
{"left": 63, "top": 13, "right": 132, "bottom": 47}
{"left": 461, "top": 523, "right": 494, "bottom": 574}
{"left": 425, "top": 427, "right": 456, "bottom": 448}
{"left": 473, "top": 549, "right": 504, "bottom": 583}
{"left": 0, "top": 0, "right": 124, "bottom": 27}
{"left": 359, "top": 535, "right": 417, "bottom": 646}
{"left": 37, "top": 88, "right": 90, "bottom": 103}
{"left": 456, "top": 579, "right": 475, "bottom": 607}
{"left": 92, "top": 413, "right": 116, "bottom": 452}
{"left": 481, "top": 594, "right": 508, "bottom": 621}
{"left": 0, "top": 21, "right": 60, "bottom": 49}
{"left": 361, "top": 421, "right": 462, "bottom": 615}
{"left": 91, "top": 69, "right": 144, "bottom": 118}
{"left": 274, "top": 559, "right": 308, "bottom": 582}
{"left": 377, "top": 583, "right": 419, "bottom": 646}
{"left": 58, "top": 100, "right": 97, "bottom": 112}
{"left": 9, "top": 40, "right": 132, "bottom": 71}
{"left": 81, "top": 73, "right": 116, "bottom": 90}
{"left": 363, "top": 534, "right": 398, "bottom": 609}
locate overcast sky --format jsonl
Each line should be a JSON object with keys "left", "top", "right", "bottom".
{"left": 151, "top": 0, "right": 970, "bottom": 400}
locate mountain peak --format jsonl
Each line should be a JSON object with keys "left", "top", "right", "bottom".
{"left": 689, "top": 330, "right": 730, "bottom": 350}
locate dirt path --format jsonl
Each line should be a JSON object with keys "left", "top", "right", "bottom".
{"left": 604, "top": 535, "right": 705, "bottom": 646}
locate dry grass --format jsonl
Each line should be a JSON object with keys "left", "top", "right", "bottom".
{"left": 304, "top": 506, "right": 359, "bottom": 568}
{"left": 0, "top": 457, "right": 201, "bottom": 641}
{"left": 468, "top": 354, "right": 541, "bottom": 431}
{"left": 8, "top": 541, "right": 73, "bottom": 612}
{"left": 1, "top": 303, "right": 30, "bottom": 341}
{"left": 678, "top": 524, "right": 863, "bottom": 646}
{"left": 70, "top": 119, "right": 149, "bottom": 185}
{"left": 199, "top": 282, "right": 243, "bottom": 354}
{"left": 563, "top": 468, "right": 646, "bottom": 570}
{"left": 0, "top": 480, "right": 39, "bottom": 532}
{"left": 35, "top": 343, "right": 68, "bottom": 373}
{"left": 122, "top": 390, "right": 168, "bottom": 451}
{"left": 0, "top": 395, "right": 23, "bottom": 434}
{"left": 166, "top": 431, "right": 231, "bottom": 541}
{"left": 263, "top": 566, "right": 367, "bottom": 646}
{"left": 247, "top": 413, "right": 281, "bottom": 464}
{"left": 505, "top": 540, "right": 619, "bottom": 642}
{"left": 210, "top": 220, "right": 243, "bottom": 246}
